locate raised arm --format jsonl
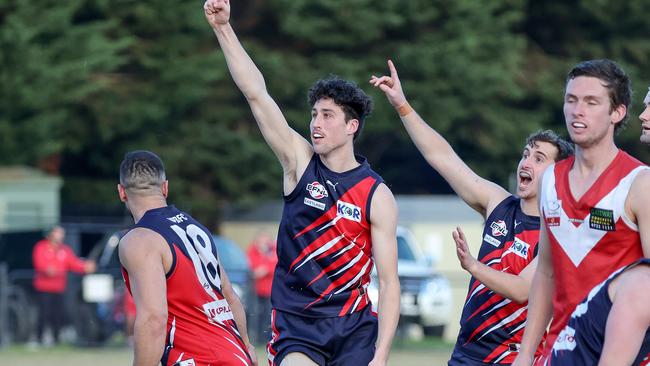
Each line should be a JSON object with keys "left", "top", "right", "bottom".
{"left": 368, "top": 184, "right": 400, "bottom": 366}
{"left": 204, "top": 0, "right": 312, "bottom": 190}
{"left": 370, "top": 60, "right": 509, "bottom": 217}
{"left": 512, "top": 220, "right": 554, "bottom": 366}
{"left": 453, "top": 226, "right": 537, "bottom": 304}
{"left": 118, "top": 228, "right": 169, "bottom": 366}
{"left": 219, "top": 263, "right": 257, "bottom": 365}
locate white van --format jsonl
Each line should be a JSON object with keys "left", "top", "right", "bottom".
{"left": 368, "top": 226, "right": 452, "bottom": 337}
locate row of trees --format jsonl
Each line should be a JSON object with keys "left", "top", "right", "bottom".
{"left": 2, "top": 0, "right": 650, "bottom": 227}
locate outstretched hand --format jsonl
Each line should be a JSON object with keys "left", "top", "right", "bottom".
{"left": 204, "top": 0, "right": 230, "bottom": 28}
{"left": 369, "top": 60, "right": 407, "bottom": 108}
{"left": 452, "top": 227, "right": 479, "bottom": 273}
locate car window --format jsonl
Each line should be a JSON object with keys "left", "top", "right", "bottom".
{"left": 213, "top": 236, "right": 248, "bottom": 272}
{"left": 397, "top": 235, "right": 416, "bottom": 261}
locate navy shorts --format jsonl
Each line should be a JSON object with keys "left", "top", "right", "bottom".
{"left": 267, "top": 307, "right": 378, "bottom": 366}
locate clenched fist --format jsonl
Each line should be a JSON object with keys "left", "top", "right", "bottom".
{"left": 204, "top": 0, "right": 230, "bottom": 28}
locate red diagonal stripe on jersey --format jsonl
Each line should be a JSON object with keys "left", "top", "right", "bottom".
{"left": 288, "top": 229, "right": 346, "bottom": 272}
{"left": 339, "top": 288, "right": 367, "bottom": 316}
{"left": 466, "top": 303, "right": 527, "bottom": 343}
{"left": 304, "top": 257, "right": 371, "bottom": 310}
{"left": 306, "top": 244, "right": 361, "bottom": 286}
{"left": 466, "top": 249, "right": 505, "bottom": 300}
{"left": 292, "top": 176, "right": 376, "bottom": 239}
{"left": 466, "top": 292, "right": 509, "bottom": 321}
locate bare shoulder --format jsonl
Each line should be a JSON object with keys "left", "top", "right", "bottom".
{"left": 118, "top": 228, "right": 168, "bottom": 268}
{"left": 611, "top": 263, "right": 650, "bottom": 301}
{"left": 369, "top": 183, "right": 398, "bottom": 224}
{"left": 628, "top": 169, "right": 650, "bottom": 214}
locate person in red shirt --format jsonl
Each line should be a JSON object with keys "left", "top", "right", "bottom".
{"left": 32, "top": 225, "right": 96, "bottom": 345}
{"left": 246, "top": 231, "right": 278, "bottom": 344}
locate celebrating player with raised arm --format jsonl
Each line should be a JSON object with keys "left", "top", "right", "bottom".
{"left": 204, "top": 1, "right": 400, "bottom": 365}
{"left": 371, "top": 60, "right": 573, "bottom": 365}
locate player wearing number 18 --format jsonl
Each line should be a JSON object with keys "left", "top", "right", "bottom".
{"left": 117, "top": 150, "right": 256, "bottom": 366}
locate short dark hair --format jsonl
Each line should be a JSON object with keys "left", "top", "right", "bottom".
{"left": 526, "top": 129, "right": 574, "bottom": 162}
{"left": 308, "top": 76, "right": 373, "bottom": 141}
{"left": 566, "top": 59, "right": 632, "bottom": 134}
{"left": 119, "top": 150, "right": 166, "bottom": 194}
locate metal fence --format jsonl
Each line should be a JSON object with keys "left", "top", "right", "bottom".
{"left": 0, "top": 263, "right": 8, "bottom": 348}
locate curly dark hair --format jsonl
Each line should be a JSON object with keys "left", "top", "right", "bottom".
{"left": 566, "top": 59, "right": 632, "bottom": 134}
{"left": 308, "top": 76, "right": 373, "bottom": 141}
{"left": 526, "top": 129, "right": 574, "bottom": 162}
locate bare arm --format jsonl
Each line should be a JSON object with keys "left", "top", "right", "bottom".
{"left": 512, "top": 221, "right": 554, "bottom": 366}
{"left": 453, "top": 227, "right": 537, "bottom": 304}
{"left": 204, "top": 0, "right": 312, "bottom": 191}
{"left": 220, "top": 264, "right": 258, "bottom": 365}
{"left": 370, "top": 60, "right": 509, "bottom": 217}
{"left": 118, "top": 229, "right": 169, "bottom": 366}
{"left": 598, "top": 265, "right": 650, "bottom": 366}
{"left": 628, "top": 170, "right": 650, "bottom": 256}
{"left": 368, "top": 184, "right": 400, "bottom": 366}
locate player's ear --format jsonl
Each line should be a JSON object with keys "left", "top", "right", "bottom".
{"left": 161, "top": 181, "right": 169, "bottom": 198}
{"left": 117, "top": 184, "right": 127, "bottom": 202}
{"left": 346, "top": 118, "right": 359, "bottom": 137}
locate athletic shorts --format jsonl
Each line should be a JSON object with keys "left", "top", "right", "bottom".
{"left": 267, "top": 306, "right": 378, "bottom": 366}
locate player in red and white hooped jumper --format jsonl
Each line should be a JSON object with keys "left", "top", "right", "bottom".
{"left": 513, "top": 60, "right": 650, "bottom": 366}
{"left": 204, "top": 1, "right": 400, "bottom": 365}
{"left": 118, "top": 151, "right": 256, "bottom": 366}
{"left": 371, "top": 61, "right": 573, "bottom": 365}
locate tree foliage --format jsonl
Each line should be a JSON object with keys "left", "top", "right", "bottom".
{"left": 2, "top": 0, "right": 649, "bottom": 227}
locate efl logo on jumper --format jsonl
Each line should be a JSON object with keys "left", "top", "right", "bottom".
{"left": 337, "top": 200, "right": 361, "bottom": 222}
{"left": 178, "top": 359, "right": 196, "bottom": 366}
{"left": 203, "top": 298, "right": 234, "bottom": 324}
{"left": 306, "top": 181, "right": 328, "bottom": 199}
{"left": 506, "top": 237, "right": 530, "bottom": 259}
{"left": 589, "top": 207, "right": 615, "bottom": 232}
{"left": 490, "top": 220, "right": 508, "bottom": 237}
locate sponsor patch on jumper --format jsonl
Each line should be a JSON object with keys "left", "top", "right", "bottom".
{"left": 337, "top": 200, "right": 362, "bottom": 222}
{"left": 589, "top": 207, "right": 615, "bottom": 232}
{"left": 177, "top": 359, "right": 196, "bottom": 366}
{"left": 545, "top": 200, "right": 562, "bottom": 226}
{"left": 506, "top": 237, "right": 530, "bottom": 259}
{"left": 203, "top": 298, "right": 234, "bottom": 323}
{"left": 483, "top": 233, "right": 501, "bottom": 248}
{"left": 490, "top": 220, "right": 508, "bottom": 237}
{"left": 304, "top": 197, "right": 326, "bottom": 210}
{"left": 306, "top": 181, "right": 328, "bottom": 199}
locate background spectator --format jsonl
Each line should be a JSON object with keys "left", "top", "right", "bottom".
{"left": 32, "top": 225, "right": 96, "bottom": 345}
{"left": 246, "top": 231, "right": 277, "bottom": 344}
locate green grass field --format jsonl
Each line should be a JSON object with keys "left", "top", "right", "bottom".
{"left": 0, "top": 338, "right": 453, "bottom": 365}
